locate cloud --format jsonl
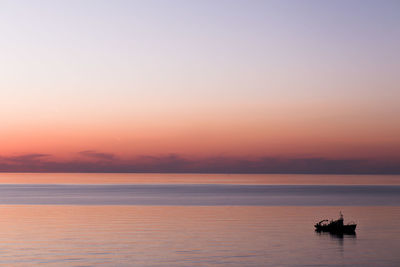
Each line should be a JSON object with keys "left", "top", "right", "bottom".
{"left": 0, "top": 153, "right": 52, "bottom": 172}
{"left": 3, "top": 153, "right": 51, "bottom": 163}
{"left": 78, "top": 150, "right": 115, "bottom": 161}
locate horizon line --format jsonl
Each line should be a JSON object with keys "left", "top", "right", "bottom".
{"left": 0, "top": 171, "right": 399, "bottom": 175}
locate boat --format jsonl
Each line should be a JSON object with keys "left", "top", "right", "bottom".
{"left": 314, "top": 212, "right": 356, "bottom": 234}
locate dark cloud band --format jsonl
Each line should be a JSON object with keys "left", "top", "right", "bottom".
{"left": 0, "top": 153, "right": 399, "bottom": 174}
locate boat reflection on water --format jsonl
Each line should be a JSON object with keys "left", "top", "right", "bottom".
{"left": 315, "top": 230, "right": 357, "bottom": 239}
{"left": 315, "top": 230, "right": 356, "bottom": 248}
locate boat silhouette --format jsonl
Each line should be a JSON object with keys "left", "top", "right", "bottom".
{"left": 314, "top": 212, "right": 356, "bottom": 234}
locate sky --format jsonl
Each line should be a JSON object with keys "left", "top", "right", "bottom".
{"left": 1, "top": 0, "right": 399, "bottom": 173}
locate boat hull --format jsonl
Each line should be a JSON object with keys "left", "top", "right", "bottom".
{"left": 315, "top": 223, "right": 356, "bottom": 234}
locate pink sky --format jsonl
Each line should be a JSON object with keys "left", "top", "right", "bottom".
{"left": 1, "top": 1, "right": 399, "bottom": 173}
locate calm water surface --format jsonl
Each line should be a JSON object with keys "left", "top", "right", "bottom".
{"left": 0, "top": 174, "right": 399, "bottom": 266}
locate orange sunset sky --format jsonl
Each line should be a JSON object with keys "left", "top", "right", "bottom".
{"left": 1, "top": 1, "right": 399, "bottom": 173}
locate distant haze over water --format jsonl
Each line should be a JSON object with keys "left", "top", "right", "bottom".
{"left": 0, "top": 184, "right": 399, "bottom": 206}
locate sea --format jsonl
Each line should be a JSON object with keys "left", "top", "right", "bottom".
{"left": 0, "top": 173, "right": 399, "bottom": 266}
